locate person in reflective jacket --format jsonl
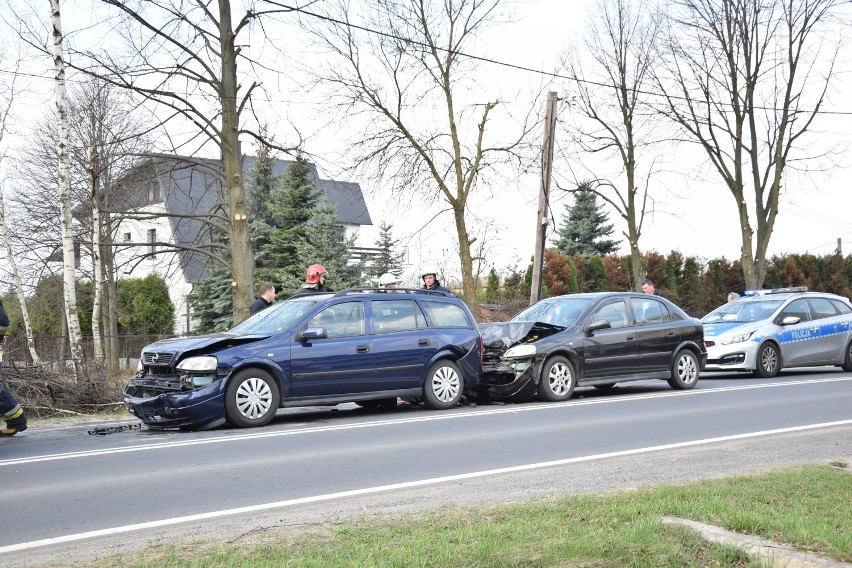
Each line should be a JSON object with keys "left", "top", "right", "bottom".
{"left": 0, "top": 299, "right": 27, "bottom": 437}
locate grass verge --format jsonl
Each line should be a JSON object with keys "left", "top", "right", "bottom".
{"left": 77, "top": 463, "right": 852, "bottom": 567}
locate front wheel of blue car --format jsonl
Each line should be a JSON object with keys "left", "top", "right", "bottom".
{"left": 423, "top": 360, "right": 463, "bottom": 410}
{"left": 225, "top": 369, "right": 280, "bottom": 428}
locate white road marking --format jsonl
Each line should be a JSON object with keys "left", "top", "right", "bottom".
{"left": 2, "top": 418, "right": 851, "bottom": 554}
{"left": 3, "top": 376, "right": 851, "bottom": 468}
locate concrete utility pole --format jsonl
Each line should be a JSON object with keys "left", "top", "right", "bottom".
{"left": 530, "top": 91, "right": 558, "bottom": 305}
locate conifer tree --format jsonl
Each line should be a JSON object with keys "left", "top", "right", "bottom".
{"left": 293, "top": 198, "right": 363, "bottom": 294}
{"left": 369, "top": 221, "right": 405, "bottom": 279}
{"left": 260, "top": 155, "right": 318, "bottom": 284}
{"left": 485, "top": 267, "right": 500, "bottom": 303}
{"left": 247, "top": 139, "right": 278, "bottom": 265}
{"left": 583, "top": 255, "right": 608, "bottom": 292}
{"left": 555, "top": 191, "right": 619, "bottom": 257}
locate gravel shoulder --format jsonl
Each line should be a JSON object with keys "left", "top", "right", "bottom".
{"left": 8, "top": 420, "right": 851, "bottom": 568}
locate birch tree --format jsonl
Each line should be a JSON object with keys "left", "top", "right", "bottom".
{"left": 51, "top": 0, "right": 84, "bottom": 376}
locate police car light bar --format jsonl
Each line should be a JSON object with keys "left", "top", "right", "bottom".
{"left": 743, "top": 286, "right": 808, "bottom": 296}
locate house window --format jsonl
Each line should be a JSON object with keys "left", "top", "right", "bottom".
{"left": 123, "top": 232, "right": 131, "bottom": 242}
{"left": 147, "top": 180, "right": 160, "bottom": 203}
{"left": 147, "top": 229, "right": 156, "bottom": 254}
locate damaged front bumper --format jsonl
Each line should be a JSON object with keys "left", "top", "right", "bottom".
{"left": 478, "top": 356, "right": 544, "bottom": 402}
{"left": 123, "top": 377, "right": 228, "bottom": 430}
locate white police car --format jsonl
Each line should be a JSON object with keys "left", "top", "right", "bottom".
{"left": 701, "top": 287, "right": 852, "bottom": 377}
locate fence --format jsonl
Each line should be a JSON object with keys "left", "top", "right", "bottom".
{"left": 2, "top": 334, "right": 173, "bottom": 370}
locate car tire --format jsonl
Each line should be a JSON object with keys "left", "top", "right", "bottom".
{"left": 537, "top": 355, "right": 576, "bottom": 402}
{"left": 667, "top": 349, "right": 699, "bottom": 390}
{"left": 753, "top": 342, "right": 781, "bottom": 378}
{"left": 842, "top": 340, "right": 852, "bottom": 372}
{"left": 224, "top": 368, "right": 280, "bottom": 428}
{"left": 423, "top": 360, "right": 464, "bottom": 410}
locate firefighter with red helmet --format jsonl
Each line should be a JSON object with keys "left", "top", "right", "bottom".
{"left": 292, "top": 263, "right": 331, "bottom": 296}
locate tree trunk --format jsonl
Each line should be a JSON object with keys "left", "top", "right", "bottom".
{"left": 51, "top": 0, "right": 84, "bottom": 379}
{"left": 0, "top": 194, "right": 42, "bottom": 365}
{"left": 218, "top": 0, "right": 253, "bottom": 323}
{"left": 89, "top": 146, "right": 104, "bottom": 363}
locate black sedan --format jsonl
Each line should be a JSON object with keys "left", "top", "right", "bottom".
{"left": 478, "top": 292, "right": 707, "bottom": 402}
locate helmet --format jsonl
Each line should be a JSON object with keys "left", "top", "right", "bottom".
{"left": 378, "top": 272, "right": 399, "bottom": 286}
{"left": 305, "top": 263, "right": 328, "bottom": 283}
{"left": 420, "top": 266, "right": 438, "bottom": 280}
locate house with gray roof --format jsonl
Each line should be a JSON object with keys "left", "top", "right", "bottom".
{"left": 114, "top": 155, "right": 372, "bottom": 333}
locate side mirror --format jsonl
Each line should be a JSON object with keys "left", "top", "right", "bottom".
{"left": 780, "top": 316, "right": 801, "bottom": 326}
{"left": 587, "top": 319, "right": 611, "bottom": 334}
{"left": 300, "top": 327, "right": 328, "bottom": 341}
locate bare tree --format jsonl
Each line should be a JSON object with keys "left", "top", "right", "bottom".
{"left": 299, "top": 0, "right": 535, "bottom": 307}
{"left": 558, "top": 0, "right": 664, "bottom": 290}
{"left": 654, "top": 0, "right": 843, "bottom": 288}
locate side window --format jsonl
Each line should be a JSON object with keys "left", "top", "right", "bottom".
{"left": 779, "top": 299, "right": 811, "bottom": 323}
{"left": 306, "top": 301, "right": 365, "bottom": 338}
{"left": 422, "top": 301, "right": 472, "bottom": 328}
{"left": 830, "top": 299, "right": 852, "bottom": 315}
{"left": 592, "top": 300, "right": 628, "bottom": 329}
{"left": 630, "top": 298, "right": 671, "bottom": 325}
{"left": 807, "top": 298, "right": 837, "bottom": 320}
{"left": 370, "top": 300, "right": 426, "bottom": 333}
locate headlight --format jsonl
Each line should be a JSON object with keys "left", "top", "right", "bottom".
{"left": 503, "top": 344, "right": 536, "bottom": 359}
{"left": 136, "top": 358, "right": 143, "bottom": 372}
{"left": 720, "top": 331, "right": 754, "bottom": 345}
{"left": 176, "top": 356, "right": 218, "bottom": 372}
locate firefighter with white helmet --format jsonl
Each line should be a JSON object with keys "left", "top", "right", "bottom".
{"left": 420, "top": 266, "right": 452, "bottom": 295}
{"left": 378, "top": 272, "right": 399, "bottom": 291}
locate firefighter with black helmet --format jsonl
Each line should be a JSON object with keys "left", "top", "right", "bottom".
{"left": 420, "top": 266, "right": 452, "bottom": 295}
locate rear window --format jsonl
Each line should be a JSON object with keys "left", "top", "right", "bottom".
{"left": 630, "top": 297, "right": 671, "bottom": 324}
{"left": 830, "top": 299, "right": 852, "bottom": 314}
{"left": 370, "top": 299, "right": 427, "bottom": 332}
{"left": 422, "top": 301, "right": 472, "bottom": 328}
{"left": 808, "top": 298, "right": 837, "bottom": 320}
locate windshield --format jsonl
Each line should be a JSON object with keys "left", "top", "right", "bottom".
{"left": 229, "top": 296, "right": 327, "bottom": 334}
{"left": 512, "top": 298, "right": 594, "bottom": 326}
{"left": 702, "top": 299, "right": 783, "bottom": 324}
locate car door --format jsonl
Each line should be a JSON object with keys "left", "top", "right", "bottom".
{"left": 366, "top": 298, "right": 433, "bottom": 391}
{"left": 288, "top": 301, "right": 373, "bottom": 398}
{"left": 581, "top": 299, "right": 638, "bottom": 380}
{"left": 775, "top": 299, "right": 820, "bottom": 366}
{"left": 629, "top": 296, "right": 679, "bottom": 374}
{"left": 804, "top": 297, "right": 847, "bottom": 362}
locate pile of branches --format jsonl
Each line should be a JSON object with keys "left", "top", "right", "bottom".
{"left": 0, "top": 362, "right": 126, "bottom": 418}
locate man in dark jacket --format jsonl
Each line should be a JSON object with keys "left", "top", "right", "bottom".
{"left": 641, "top": 278, "right": 668, "bottom": 299}
{"left": 292, "top": 264, "right": 331, "bottom": 297}
{"left": 0, "top": 299, "right": 27, "bottom": 436}
{"left": 250, "top": 283, "right": 276, "bottom": 315}
{"left": 420, "top": 266, "right": 452, "bottom": 295}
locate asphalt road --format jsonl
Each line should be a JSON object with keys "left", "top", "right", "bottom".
{"left": 2, "top": 368, "right": 851, "bottom": 566}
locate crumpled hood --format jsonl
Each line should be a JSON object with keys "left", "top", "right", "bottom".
{"left": 143, "top": 332, "right": 273, "bottom": 357}
{"left": 478, "top": 321, "right": 565, "bottom": 360}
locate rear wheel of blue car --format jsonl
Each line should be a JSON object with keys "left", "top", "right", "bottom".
{"left": 538, "top": 356, "right": 576, "bottom": 402}
{"left": 668, "top": 350, "right": 699, "bottom": 389}
{"left": 423, "top": 360, "right": 463, "bottom": 410}
{"left": 225, "top": 369, "right": 280, "bottom": 428}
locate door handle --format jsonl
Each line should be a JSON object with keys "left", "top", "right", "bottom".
{"left": 418, "top": 338, "right": 430, "bottom": 346}
{"left": 809, "top": 327, "right": 819, "bottom": 333}
{"left": 666, "top": 331, "right": 676, "bottom": 337}
{"left": 626, "top": 336, "right": 635, "bottom": 341}
{"left": 356, "top": 345, "right": 370, "bottom": 353}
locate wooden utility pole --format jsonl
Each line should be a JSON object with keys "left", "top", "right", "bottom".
{"left": 530, "top": 91, "right": 558, "bottom": 305}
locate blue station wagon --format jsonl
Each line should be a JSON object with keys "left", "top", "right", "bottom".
{"left": 124, "top": 289, "right": 483, "bottom": 430}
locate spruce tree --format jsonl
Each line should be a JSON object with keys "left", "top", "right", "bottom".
{"left": 370, "top": 221, "right": 405, "bottom": 279}
{"left": 293, "top": 198, "right": 363, "bottom": 293}
{"left": 260, "top": 155, "right": 318, "bottom": 285}
{"left": 247, "top": 140, "right": 278, "bottom": 266}
{"left": 555, "top": 191, "right": 619, "bottom": 257}
{"left": 485, "top": 267, "right": 500, "bottom": 303}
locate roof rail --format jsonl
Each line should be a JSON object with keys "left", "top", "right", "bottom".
{"left": 332, "top": 287, "right": 453, "bottom": 297}
{"left": 744, "top": 286, "right": 808, "bottom": 296}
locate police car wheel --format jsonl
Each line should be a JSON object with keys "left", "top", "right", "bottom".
{"left": 842, "top": 340, "right": 852, "bottom": 372}
{"left": 224, "top": 369, "right": 280, "bottom": 428}
{"left": 753, "top": 343, "right": 781, "bottom": 378}
{"left": 667, "top": 350, "right": 699, "bottom": 390}
{"left": 537, "top": 356, "right": 576, "bottom": 401}
{"left": 423, "top": 360, "right": 464, "bottom": 410}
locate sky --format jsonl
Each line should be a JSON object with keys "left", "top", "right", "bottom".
{"left": 1, "top": 0, "right": 850, "bottom": 287}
